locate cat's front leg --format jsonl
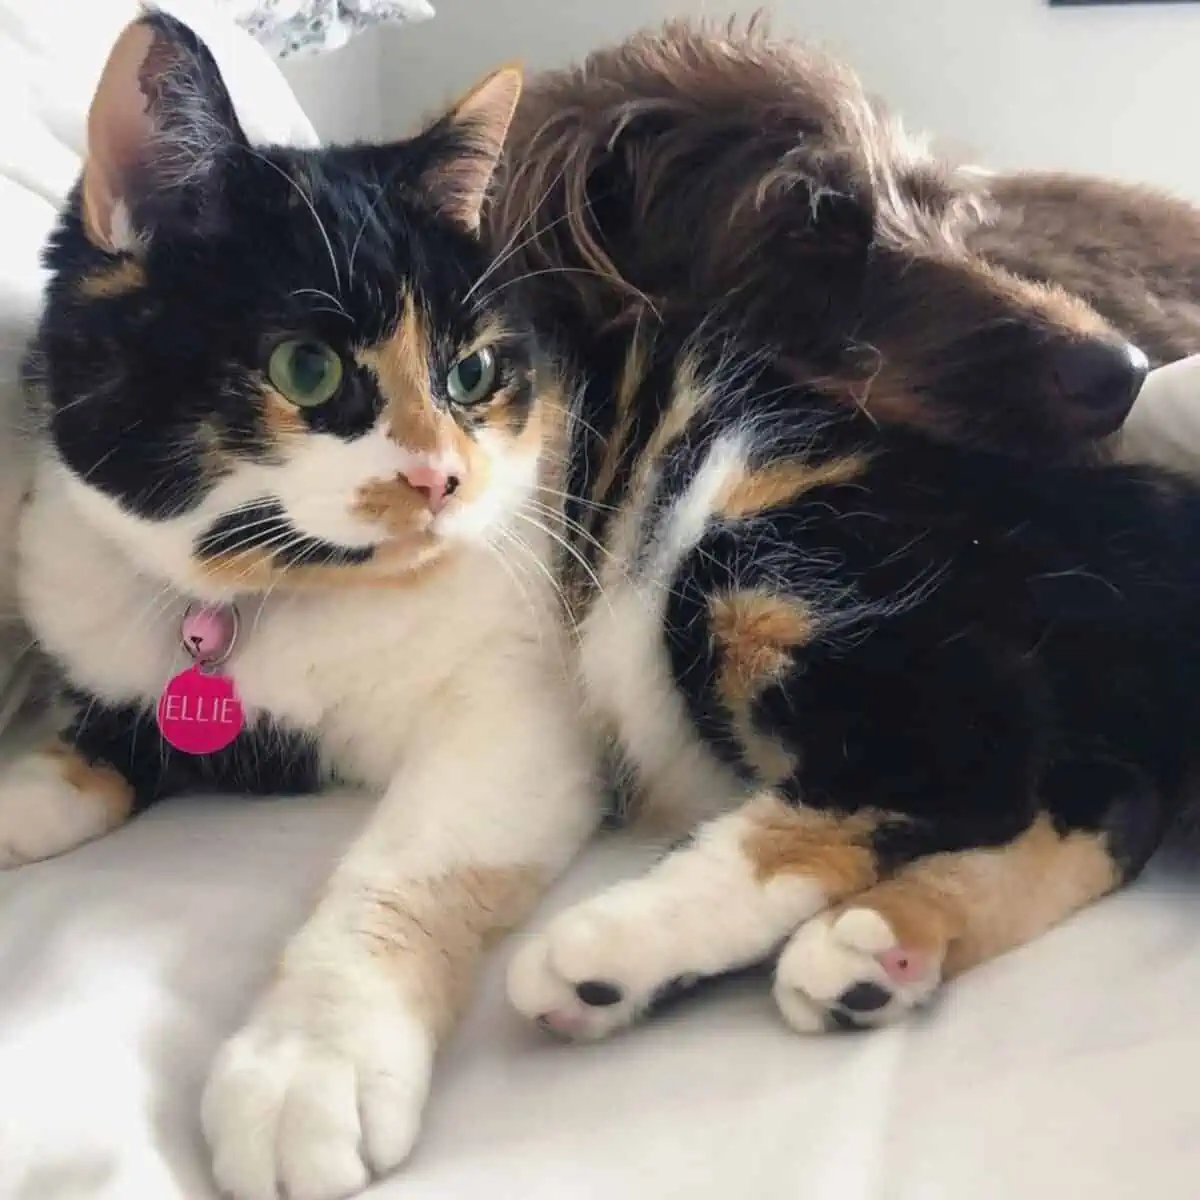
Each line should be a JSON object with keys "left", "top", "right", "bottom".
{"left": 202, "top": 672, "right": 599, "bottom": 1200}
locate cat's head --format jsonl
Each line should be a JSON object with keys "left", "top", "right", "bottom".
{"left": 35, "top": 11, "right": 550, "bottom": 600}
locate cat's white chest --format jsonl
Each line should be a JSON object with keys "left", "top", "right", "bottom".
{"left": 19, "top": 466, "right": 540, "bottom": 789}
{"left": 229, "top": 587, "right": 476, "bottom": 784}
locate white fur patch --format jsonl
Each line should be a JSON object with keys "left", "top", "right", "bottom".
{"left": 441, "top": 436, "right": 540, "bottom": 544}
{"left": 508, "top": 801, "right": 827, "bottom": 1040}
{"left": 271, "top": 425, "right": 413, "bottom": 549}
{"left": 773, "top": 907, "right": 943, "bottom": 1034}
{"left": 578, "top": 435, "right": 751, "bottom": 829}
{"left": 203, "top": 976, "right": 435, "bottom": 1200}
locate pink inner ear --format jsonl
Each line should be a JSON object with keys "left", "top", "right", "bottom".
{"left": 83, "top": 21, "right": 159, "bottom": 251}
{"left": 424, "top": 67, "right": 523, "bottom": 232}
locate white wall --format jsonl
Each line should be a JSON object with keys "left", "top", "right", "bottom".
{"left": 281, "top": 31, "right": 385, "bottom": 142}
{"left": 377, "top": 0, "right": 1200, "bottom": 200}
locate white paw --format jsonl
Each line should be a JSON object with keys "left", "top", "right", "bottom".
{"left": 507, "top": 897, "right": 688, "bottom": 1041}
{"left": 203, "top": 985, "right": 435, "bottom": 1200}
{"left": 773, "top": 907, "right": 943, "bottom": 1033}
{"left": 0, "top": 750, "right": 126, "bottom": 868}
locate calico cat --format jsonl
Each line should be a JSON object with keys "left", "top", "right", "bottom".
{"left": 8, "top": 12, "right": 597, "bottom": 1200}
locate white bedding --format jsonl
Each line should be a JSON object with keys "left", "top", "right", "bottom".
{"left": 3, "top": 5, "right": 1200, "bottom": 1199}
{"left": 2, "top": 788, "right": 1200, "bottom": 1200}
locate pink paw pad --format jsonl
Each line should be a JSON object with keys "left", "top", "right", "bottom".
{"left": 877, "top": 946, "right": 929, "bottom": 985}
{"left": 537, "top": 1009, "right": 590, "bottom": 1039}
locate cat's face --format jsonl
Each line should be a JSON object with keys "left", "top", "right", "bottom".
{"left": 35, "top": 13, "right": 547, "bottom": 600}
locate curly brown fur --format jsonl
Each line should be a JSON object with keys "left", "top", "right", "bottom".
{"left": 489, "top": 17, "right": 1158, "bottom": 460}
{"left": 969, "top": 172, "right": 1200, "bottom": 364}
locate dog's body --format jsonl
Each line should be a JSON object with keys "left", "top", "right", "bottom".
{"left": 971, "top": 172, "right": 1200, "bottom": 366}
{"left": 492, "top": 22, "right": 1200, "bottom": 1038}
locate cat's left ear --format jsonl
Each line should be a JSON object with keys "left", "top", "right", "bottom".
{"left": 418, "top": 66, "right": 523, "bottom": 234}
{"left": 83, "top": 12, "right": 247, "bottom": 253}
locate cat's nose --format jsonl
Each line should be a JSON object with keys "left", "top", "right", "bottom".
{"left": 401, "top": 463, "right": 460, "bottom": 513}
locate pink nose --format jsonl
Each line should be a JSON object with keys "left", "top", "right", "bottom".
{"left": 401, "top": 463, "right": 459, "bottom": 513}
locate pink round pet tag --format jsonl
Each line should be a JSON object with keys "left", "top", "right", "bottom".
{"left": 156, "top": 604, "right": 245, "bottom": 755}
{"left": 156, "top": 665, "right": 244, "bottom": 755}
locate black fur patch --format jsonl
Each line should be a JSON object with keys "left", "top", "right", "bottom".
{"left": 64, "top": 690, "right": 321, "bottom": 812}
{"left": 195, "top": 499, "right": 376, "bottom": 569}
{"left": 556, "top": 335, "right": 1200, "bottom": 885}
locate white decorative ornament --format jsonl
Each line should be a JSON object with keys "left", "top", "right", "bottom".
{"left": 215, "top": 0, "right": 435, "bottom": 60}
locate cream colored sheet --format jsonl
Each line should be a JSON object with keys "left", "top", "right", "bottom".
{"left": 2, "top": 790, "right": 1198, "bottom": 1200}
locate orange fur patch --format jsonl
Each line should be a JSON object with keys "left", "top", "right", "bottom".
{"left": 840, "top": 816, "right": 1121, "bottom": 979}
{"left": 196, "top": 542, "right": 450, "bottom": 591}
{"left": 477, "top": 383, "right": 527, "bottom": 435}
{"left": 710, "top": 592, "right": 814, "bottom": 699}
{"left": 43, "top": 740, "right": 134, "bottom": 828}
{"left": 360, "top": 864, "right": 544, "bottom": 1034}
{"left": 458, "top": 317, "right": 513, "bottom": 363}
{"left": 357, "top": 294, "right": 439, "bottom": 453}
{"left": 352, "top": 478, "right": 431, "bottom": 536}
{"left": 741, "top": 794, "right": 882, "bottom": 897}
{"left": 715, "top": 455, "right": 866, "bottom": 519}
{"left": 77, "top": 258, "right": 146, "bottom": 298}
{"left": 262, "top": 390, "right": 307, "bottom": 442}
{"left": 639, "top": 355, "right": 707, "bottom": 470}
{"left": 709, "top": 591, "right": 814, "bottom": 783}
{"left": 588, "top": 333, "right": 649, "bottom": 520}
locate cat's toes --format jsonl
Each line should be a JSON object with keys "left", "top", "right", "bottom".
{"left": 507, "top": 902, "right": 669, "bottom": 1041}
{"left": 202, "top": 987, "right": 434, "bottom": 1200}
{"left": 773, "top": 906, "right": 943, "bottom": 1034}
{"left": 0, "top": 746, "right": 132, "bottom": 868}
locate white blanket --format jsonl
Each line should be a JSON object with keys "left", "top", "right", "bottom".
{"left": 3, "top": 6, "right": 1200, "bottom": 1199}
{"left": 2, "top": 790, "right": 1199, "bottom": 1200}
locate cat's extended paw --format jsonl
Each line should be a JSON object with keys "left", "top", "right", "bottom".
{"left": 202, "top": 984, "right": 435, "bottom": 1200}
{"left": 773, "top": 906, "right": 943, "bottom": 1033}
{"left": 508, "top": 899, "right": 682, "bottom": 1041}
{"left": 0, "top": 746, "right": 132, "bottom": 868}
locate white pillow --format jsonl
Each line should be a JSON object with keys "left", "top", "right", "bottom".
{"left": 218, "top": 0, "right": 434, "bottom": 60}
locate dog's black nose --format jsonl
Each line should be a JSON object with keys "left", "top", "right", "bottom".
{"left": 1053, "top": 339, "right": 1149, "bottom": 439}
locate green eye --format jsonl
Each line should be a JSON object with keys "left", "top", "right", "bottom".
{"left": 268, "top": 339, "right": 343, "bottom": 408}
{"left": 446, "top": 347, "right": 497, "bottom": 406}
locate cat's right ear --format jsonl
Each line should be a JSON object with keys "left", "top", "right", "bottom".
{"left": 83, "top": 12, "right": 248, "bottom": 253}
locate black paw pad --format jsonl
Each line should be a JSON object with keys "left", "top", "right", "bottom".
{"left": 575, "top": 980, "right": 623, "bottom": 1007}
{"left": 837, "top": 981, "right": 892, "bottom": 1013}
{"left": 828, "top": 1008, "right": 863, "bottom": 1032}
